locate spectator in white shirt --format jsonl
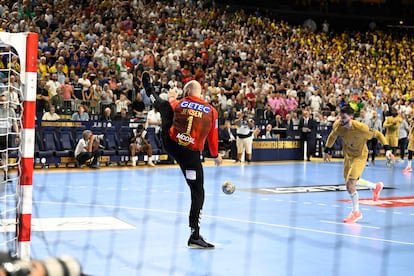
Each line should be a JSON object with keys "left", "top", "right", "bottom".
{"left": 41, "top": 105, "right": 60, "bottom": 121}
{"left": 146, "top": 106, "right": 162, "bottom": 134}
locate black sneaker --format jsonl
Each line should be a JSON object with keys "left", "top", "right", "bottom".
{"left": 89, "top": 164, "right": 99, "bottom": 169}
{"left": 188, "top": 235, "right": 215, "bottom": 249}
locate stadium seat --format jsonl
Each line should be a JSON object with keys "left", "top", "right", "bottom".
{"left": 42, "top": 127, "right": 59, "bottom": 154}
{"left": 74, "top": 125, "right": 86, "bottom": 143}
{"left": 56, "top": 127, "right": 75, "bottom": 158}
{"left": 101, "top": 127, "right": 119, "bottom": 156}
{"left": 118, "top": 126, "right": 132, "bottom": 152}
{"left": 146, "top": 127, "right": 161, "bottom": 155}
{"left": 35, "top": 130, "right": 54, "bottom": 168}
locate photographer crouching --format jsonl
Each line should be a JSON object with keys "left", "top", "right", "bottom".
{"left": 234, "top": 111, "right": 255, "bottom": 163}
{"left": 74, "top": 130, "right": 102, "bottom": 169}
{"left": 0, "top": 251, "right": 85, "bottom": 276}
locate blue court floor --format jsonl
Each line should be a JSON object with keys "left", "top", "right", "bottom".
{"left": 28, "top": 159, "right": 414, "bottom": 276}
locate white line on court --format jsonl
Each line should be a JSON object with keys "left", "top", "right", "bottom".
{"left": 33, "top": 200, "right": 414, "bottom": 246}
{"left": 319, "top": 220, "right": 380, "bottom": 229}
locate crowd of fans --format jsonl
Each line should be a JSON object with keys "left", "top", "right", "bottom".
{"left": 0, "top": 0, "right": 413, "bottom": 128}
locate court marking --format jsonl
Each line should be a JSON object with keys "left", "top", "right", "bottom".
{"left": 319, "top": 220, "right": 381, "bottom": 229}
{"left": 0, "top": 217, "right": 135, "bottom": 232}
{"left": 33, "top": 200, "right": 414, "bottom": 246}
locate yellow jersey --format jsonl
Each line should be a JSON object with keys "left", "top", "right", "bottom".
{"left": 326, "top": 120, "right": 388, "bottom": 158}
{"left": 383, "top": 116, "right": 401, "bottom": 137}
{"left": 408, "top": 124, "right": 414, "bottom": 151}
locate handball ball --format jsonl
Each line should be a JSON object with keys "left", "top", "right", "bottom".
{"left": 222, "top": 181, "right": 236, "bottom": 195}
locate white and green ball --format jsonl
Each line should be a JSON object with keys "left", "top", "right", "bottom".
{"left": 222, "top": 181, "right": 236, "bottom": 195}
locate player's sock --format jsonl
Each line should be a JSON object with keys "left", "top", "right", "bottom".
{"left": 191, "top": 228, "right": 200, "bottom": 239}
{"left": 131, "top": 156, "right": 137, "bottom": 166}
{"left": 356, "top": 178, "right": 376, "bottom": 190}
{"left": 408, "top": 160, "right": 412, "bottom": 168}
{"left": 350, "top": 191, "right": 359, "bottom": 212}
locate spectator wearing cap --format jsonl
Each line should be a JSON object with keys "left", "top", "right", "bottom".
{"left": 38, "top": 56, "right": 49, "bottom": 79}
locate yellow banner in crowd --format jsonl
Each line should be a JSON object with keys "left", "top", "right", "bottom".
{"left": 253, "top": 140, "right": 300, "bottom": 149}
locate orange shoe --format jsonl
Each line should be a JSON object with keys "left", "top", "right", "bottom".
{"left": 343, "top": 211, "right": 363, "bottom": 223}
{"left": 403, "top": 166, "right": 412, "bottom": 173}
{"left": 372, "top": 182, "right": 383, "bottom": 201}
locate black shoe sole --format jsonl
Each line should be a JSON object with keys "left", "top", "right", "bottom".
{"left": 187, "top": 236, "right": 215, "bottom": 249}
{"left": 188, "top": 243, "right": 215, "bottom": 249}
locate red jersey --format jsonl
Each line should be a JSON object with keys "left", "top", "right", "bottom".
{"left": 169, "top": 96, "right": 219, "bottom": 157}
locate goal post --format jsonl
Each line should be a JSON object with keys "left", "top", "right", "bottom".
{"left": 0, "top": 32, "right": 38, "bottom": 260}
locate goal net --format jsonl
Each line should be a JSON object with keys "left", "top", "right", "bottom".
{"left": 0, "top": 32, "right": 37, "bottom": 260}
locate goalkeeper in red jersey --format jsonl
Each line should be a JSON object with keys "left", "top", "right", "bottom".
{"left": 142, "top": 72, "right": 222, "bottom": 249}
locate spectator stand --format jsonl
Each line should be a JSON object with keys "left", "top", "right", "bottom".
{"left": 34, "top": 120, "right": 172, "bottom": 169}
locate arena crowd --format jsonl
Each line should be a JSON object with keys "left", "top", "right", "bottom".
{"left": 0, "top": 0, "right": 413, "bottom": 155}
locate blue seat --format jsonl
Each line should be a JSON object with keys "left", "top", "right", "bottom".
{"left": 74, "top": 125, "right": 86, "bottom": 143}
{"left": 41, "top": 128, "right": 69, "bottom": 158}
{"left": 146, "top": 127, "right": 161, "bottom": 155}
{"left": 42, "top": 127, "right": 59, "bottom": 154}
{"left": 56, "top": 127, "right": 75, "bottom": 157}
{"left": 35, "top": 130, "right": 54, "bottom": 167}
{"left": 118, "top": 126, "right": 132, "bottom": 153}
{"left": 101, "top": 127, "right": 118, "bottom": 156}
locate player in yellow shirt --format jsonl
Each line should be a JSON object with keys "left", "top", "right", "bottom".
{"left": 323, "top": 106, "right": 394, "bottom": 223}
{"left": 403, "top": 120, "right": 414, "bottom": 173}
{"left": 383, "top": 108, "right": 401, "bottom": 155}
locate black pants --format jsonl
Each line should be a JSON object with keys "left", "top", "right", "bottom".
{"left": 398, "top": 137, "right": 407, "bottom": 160}
{"left": 367, "top": 138, "right": 378, "bottom": 161}
{"left": 301, "top": 134, "right": 315, "bottom": 159}
{"left": 221, "top": 140, "right": 237, "bottom": 160}
{"left": 76, "top": 150, "right": 101, "bottom": 165}
{"left": 155, "top": 99, "right": 204, "bottom": 234}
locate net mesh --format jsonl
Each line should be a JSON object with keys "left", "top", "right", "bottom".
{"left": 0, "top": 43, "right": 23, "bottom": 254}
{"left": 0, "top": 32, "right": 406, "bottom": 276}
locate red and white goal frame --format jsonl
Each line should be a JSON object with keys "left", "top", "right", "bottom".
{"left": 0, "top": 32, "right": 37, "bottom": 260}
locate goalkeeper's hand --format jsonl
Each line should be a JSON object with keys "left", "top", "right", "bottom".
{"left": 214, "top": 154, "right": 222, "bottom": 166}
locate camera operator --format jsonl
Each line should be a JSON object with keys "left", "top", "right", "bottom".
{"left": 234, "top": 111, "right": 255, "bottom": 163}
{"left": 74, "top": 130, "right": 102, "bottom": 169}
{"left": 0, "top": 251, "right": 84, "bottom": 276}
